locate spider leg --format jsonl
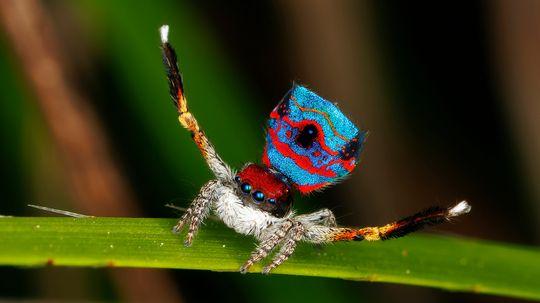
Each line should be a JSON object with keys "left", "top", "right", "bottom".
{"left": 172, "top": 207, "right": 192, "bottom": 233}
{"left": 160, "top": 26, "right": 232, "bottom": 181}
{"left": 173, "top": 180, "right": 218, "bottom": 246}
{"left": 261, "top": 221, "right": 305, "bottom": 274}
{"left": 239, "top": 219, "right": 294, "bottom": 273}
{"left": 296, "top": 208, "right": 337, "bottom": 227}
{"left": 328, "top": 201, "right": 471, "bottom": 242}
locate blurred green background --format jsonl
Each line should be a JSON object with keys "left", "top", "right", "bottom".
{"left": 1, "top": 1, "right": 539, "bottom": 302}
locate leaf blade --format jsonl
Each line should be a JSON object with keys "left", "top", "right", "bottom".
{"left": 0, "top": 217, "right": 538, "bottom": 300}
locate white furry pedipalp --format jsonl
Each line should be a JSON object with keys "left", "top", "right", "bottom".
{"left": 211, "top": 182, "right": 286, "bottom": 239}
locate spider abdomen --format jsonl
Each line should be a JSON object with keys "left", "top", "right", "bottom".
{"left": 264, "top": 85, "right": 366, "bottom": 193}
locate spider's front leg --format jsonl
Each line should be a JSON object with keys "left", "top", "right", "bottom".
{"left": 260, "top": 209, "right": 337, "bottom": 273}
{"left": 261, "top": 220, "right": 305, "bottom": 274}
{"left": 240, "top": 219, "right": 305, "bottom": 274}
{"left": 240, "top": 208, "right": 338, "bottom": 274}
{"left": 173, "top": 180, "right": 220, "bottom": 246}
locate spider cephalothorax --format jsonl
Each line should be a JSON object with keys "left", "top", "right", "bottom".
{"left": 235, "top": 164, "right": 292, "bottom": 218}
{"left": 160, "top": 25, "right": 471, "bottom": 274}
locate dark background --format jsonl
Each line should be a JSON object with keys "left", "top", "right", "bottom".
{"left": 1, "top": 1, "right": 539, "bottom": 302}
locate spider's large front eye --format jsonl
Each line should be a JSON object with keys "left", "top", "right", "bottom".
{"left": 240, "top": 182, "right": 252, "bottom": 194}
{"left": 252, "top": 191, "right": 265, "bottom": 203}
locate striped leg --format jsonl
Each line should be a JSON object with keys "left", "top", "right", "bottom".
{"left": 173, "top": 180, "right": 218, "bottom": 246}
{"left": 327, "top": 201, "right": 471, "bottom": 242}
{"left": 160, "top": 25, "right": 232, "bottom": 181}
{"left": 262, "top": 221, "right": 305, "bottom": 274}
{"left": 239, "top": 219, "right": 294, "bottom": 273}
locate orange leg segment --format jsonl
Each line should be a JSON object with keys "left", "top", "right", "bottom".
{"left": 160, "top": 26, "right": 231, "bottom": 181}
{"left": 330, "top": 201, "right": 470, "bottom": 242}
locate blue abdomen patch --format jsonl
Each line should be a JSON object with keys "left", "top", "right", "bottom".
{"left": 263, "top": 85, "right": 365, "bottom": 193}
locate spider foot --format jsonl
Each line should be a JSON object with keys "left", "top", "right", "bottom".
{"left": 238, "top": 219, "right": 295, "bottom": 274}
{"left": 172, "top": 219, "right": 187, "bottom": 234}
{"left": 261, "top": 266, "right": 273, "bottom": 275}
{"left": 184, "top": 233, "right": 194, "bottom": 247}
{"left": 171, "top": 182, "right": 216, "bottom": 247}
{"left": 239, "top": 220, "right": 305, "bottom": 274}
{"left": 172, "top": 210, "right": 191, "bottom": 233}
{"left": 172, "top": 211, "right": 199, "bottom": 247}
{"left": 239, "top": 263, "right": 251, "bottom": 274}
{"left": 262, "top": 222, "right": 304, "bottom": 274}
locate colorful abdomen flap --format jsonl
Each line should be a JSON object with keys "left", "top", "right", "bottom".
{"left": 263, "top": 85, "right": 365, "bottom": 193}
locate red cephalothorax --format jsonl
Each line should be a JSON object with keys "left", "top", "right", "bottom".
{"left": 235, "top": 164, "right": 292, "bottom": 218}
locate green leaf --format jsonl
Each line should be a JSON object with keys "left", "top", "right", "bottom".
{"left": 0, "top": 217, "right": 538, "bottom": 301}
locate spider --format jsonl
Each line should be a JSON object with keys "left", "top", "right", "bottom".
{"left": 159, "top": 25, "right": 471, "bottom": 274}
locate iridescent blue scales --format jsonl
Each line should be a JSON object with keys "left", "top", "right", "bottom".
{"left": 264, "top": 85, "right": 366, "bottom": 193}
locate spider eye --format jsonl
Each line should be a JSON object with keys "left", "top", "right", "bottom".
{"left": 268, "top": 198, "right": 277, "bottom": 204}
{"left": 234, "top": 176, "right": 241, "bottom": 183}
{"left": 240, "top": 182, "right": 251, "bottom": 194}
{"left": 252, "top": 191, "right": 265, "bottom": 202}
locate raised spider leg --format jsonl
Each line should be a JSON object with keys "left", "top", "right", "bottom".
{"left": 295, "top": 208, "right": 337, "bottom": 227}
{"left": 173, "top": 180, "right": 218, "bottom": 246}
{"left": 239, "top": 219, "right": 294, "bottom": 273}
{"left": 261, "top": 221, "right": 305, "bottom": 274}
{"left": 160, "top": 25, "right": 232, "bottom": 181}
